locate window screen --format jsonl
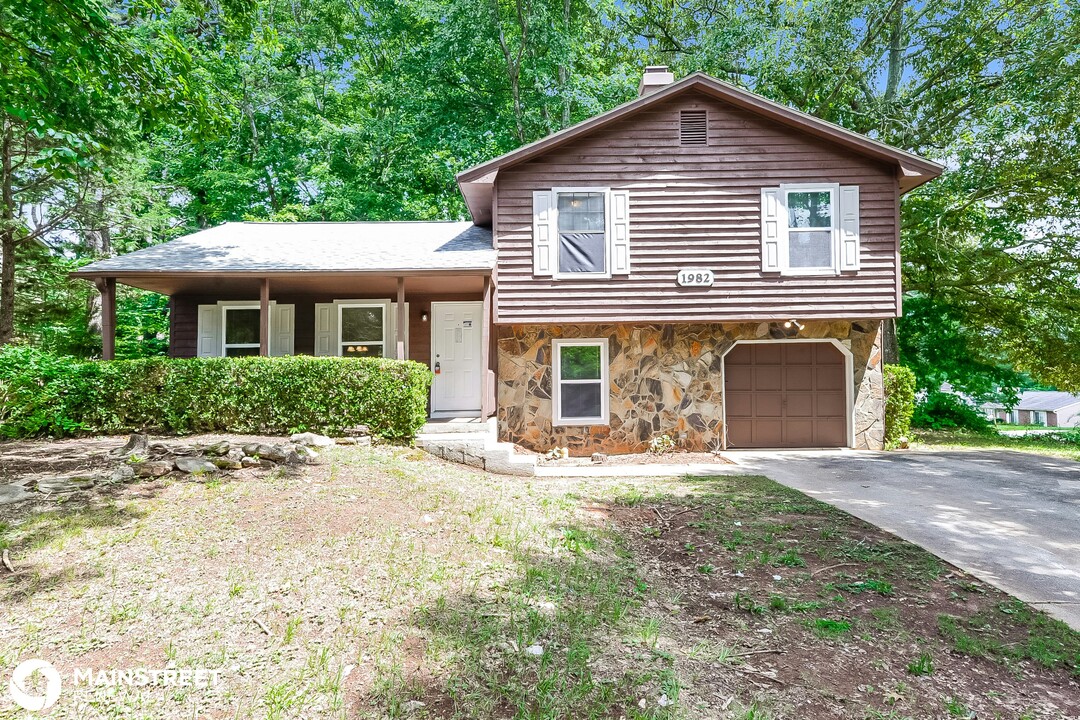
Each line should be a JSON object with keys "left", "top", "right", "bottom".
{"left": 557, "top": 192, "right": 607, "bottom": 274}
{"left": 555, "top": 341, "right": 607, "bottom": 423}
{"left": 223, "top": 308, "right": 261, "bottom": 357}
{"left": 340, "top": 305, "right": 384, "bottom": 357}
{"left": 786, "top": 190, "right": 834, "bottom": 269}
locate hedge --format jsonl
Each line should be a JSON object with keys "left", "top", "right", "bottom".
{"left": 0, "top": 346, "right": 432, "bottom": 440}
{"left": 883, "top": 364, "right": 916, "bottom": 447}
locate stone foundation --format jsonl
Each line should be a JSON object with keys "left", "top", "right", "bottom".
{"left": 497, "top": 320, "right": 884, "bottom": 455}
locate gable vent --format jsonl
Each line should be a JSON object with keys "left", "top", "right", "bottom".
{"left": 680, "top": 110, "right": 708, "bottom": 146}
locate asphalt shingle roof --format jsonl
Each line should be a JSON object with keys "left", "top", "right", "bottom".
{"left": 983, "top": 391, "right": 1080, "bottom": 412}
{"left": 75, "top": 221, "right": 494, "bottom": 275}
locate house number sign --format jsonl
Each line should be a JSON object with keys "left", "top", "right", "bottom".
{"left": 676, "top": 268, "right": 715, "bottom": 287}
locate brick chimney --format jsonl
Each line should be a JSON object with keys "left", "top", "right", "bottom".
{"left": 638, "top": 65, "right": 675, "bottom": 96}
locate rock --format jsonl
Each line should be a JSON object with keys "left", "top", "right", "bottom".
{"left": 258, "top": 458, "right": 276, "bottom": 469}
{"left": 524, "top": 645, "right": 544, "bottom": 657}
{"left": 283, "top": 450, "right": 303, "bottom": 465}
{"left": 297, "top": 447, "right": 320, "bottom": 463}
{"left": 344, "top": 424, "right": 370, "bottom": 437}
{"left": 110, "top": 433, "right": 149, "bottom": 458}
{"left": 106, "top": 464, "right": 136, "bottom": 485}
{"left": 253, "top": 444, "right": 287, "bottom": 462}
{"left": 226, "top": 448, "right": 245, "bottom": 462}
{"left": 36, "top": 476, "right": 91, "bottom": 494}
{"left": 174, "top": 456, "right": 218, "bottom": 474}
{"left": 0, "top": 484, "right": 36, "bottom": 505}
{"left": 132, "top": 460, "right": 173, "bottom": 478}
{"left": 211, "top": 458, "right": 243, "bottom": 470}
{"left": 241, "top": 456, "right": 260, "bottom": 468}
{"left": 591, "top": 452, "right": 607, "bottom": 464}
{"left": 335, "top": 437, "right": 357, "bottom": 445}
{"left": 289, "top": 432, "right": 335, "bottom": 448}
{"left": 242, "top": 443, "right": 260, "bottom": 456}
{"left": 401, "top": 700, "right": 426, "bottom": 714}
{"left": 204, "top": 441, "right": 231, "bottom": 457}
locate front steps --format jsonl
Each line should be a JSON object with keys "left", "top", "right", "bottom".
{"left": 416, "top": 417, "right": 536, "bottom": 476}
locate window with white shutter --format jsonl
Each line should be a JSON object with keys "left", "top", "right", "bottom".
{"left": 532, "top": 188, "right": 630, "bottom": 279}
{"left": 761, "top": 183, "right": 860, "bottom": 276}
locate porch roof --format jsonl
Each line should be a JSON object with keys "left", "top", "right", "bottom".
{"left": 73, "top": 221, "right": 494, "bottom": 279}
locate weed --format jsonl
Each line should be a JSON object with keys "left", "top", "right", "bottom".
{"left": 696, "top": 563, "right": 715, "bottom": 575}
{"left": 811, "top": 618, "right": 852, "bottom": 638}
{"left": 775, "top": 548, "right": 806, "bottom": 567}
{"left": 832, "top": 578, "right": 894, "bottom": 596}
{"left": 906, "top": 652, "right": 934, "bottom": 676}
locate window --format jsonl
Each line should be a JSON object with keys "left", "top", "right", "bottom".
{"left": 553, "top": 339, "right": 609, "bottom": 425}
{"left": 222, "top": 306, "right": 261, "bottom": 357}
{"left": 784, "top": 185, "right": 837, "bottom": 271}
{"left": 1032, "top": 411, "right": 1046, "bottom": 426}
{"left": 339, "top": 304, "right": 385, "bottom": 357}
{"left": 557, "top": 191, "right": 608, "bottom": 275}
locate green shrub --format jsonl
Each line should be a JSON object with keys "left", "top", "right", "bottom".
{"left": 912, "top": 391, "right": 992, "bottom": 431}
{"left": 883, "top": 365, "right": 916, "bottom": 447}
{"left": 0, "top": 347, "right": 432, "bottom": 440}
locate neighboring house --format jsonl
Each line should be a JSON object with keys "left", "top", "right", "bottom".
{"left": 982, "top": 392, "right": 1080, "bottom": 428}
{"left": 74, "top": 67, "right": 942, "bottom": 453}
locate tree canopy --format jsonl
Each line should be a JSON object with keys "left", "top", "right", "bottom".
{"left": 2, "top": 0, "right": 1078, "bottom": 397}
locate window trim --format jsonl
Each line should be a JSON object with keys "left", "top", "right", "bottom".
{"left": 221, "top": 304, "right": 263, "bottom": 357}
{"left": 779, "top": 182, "right": 841, "bottom": 277}
{"left": 552, "top": 338, "right": 610, "bottom": 426}
{"left": 337, "top": 301, "right": 389, "bottom": 358}
{"left": 551, "top": 186, "right": 612, "bottom": 281}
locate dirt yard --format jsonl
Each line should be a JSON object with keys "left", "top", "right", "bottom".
{"left": 1, "top": 436, "right": 1077, "bottom": 719}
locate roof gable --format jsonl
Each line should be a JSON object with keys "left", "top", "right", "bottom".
{"left": 457, "top": 72, "right": 943, "bottom": 225}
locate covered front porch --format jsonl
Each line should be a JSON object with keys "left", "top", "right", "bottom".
{"left": 71, "top": 221, "right": 498, "bottom": 418}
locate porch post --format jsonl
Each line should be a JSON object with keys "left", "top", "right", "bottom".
{"left": 259, "top": 277, "right": 270, "bottom": 356}
{"left": 395, "top": 276, "right": 406, "bottom": 360}
{"left": 481, "top": 274, "right": 493, "bottom": 419}
{"left": 98, "top": 277, "right": 116, "bottom": 361}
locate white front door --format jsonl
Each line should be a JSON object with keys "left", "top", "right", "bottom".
{"left": 431, "top": 301, "right": 484, "bottom": 414}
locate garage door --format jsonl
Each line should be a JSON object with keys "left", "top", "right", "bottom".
{"left": 724, "top": 342, "right": 847, "bottom": 448}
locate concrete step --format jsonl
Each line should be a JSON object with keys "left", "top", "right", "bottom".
{"left": 416, "top": 418, "right": 536, "bottom": 476}
{"left": 420, "top": 419, "right": 491, "bottom": 434}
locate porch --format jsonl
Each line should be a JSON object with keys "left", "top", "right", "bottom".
{"left": 71, "top": 221, "right": 498, "bottom": 418}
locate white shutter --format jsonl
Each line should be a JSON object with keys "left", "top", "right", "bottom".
{"left": 838, "top": 185, "right": 861, "bottom": 272}
{"left": 532, "top": 190, "right": 555, "bottom": 276}
{"left": 388, "top": 302, "right": 409, "bottom": 359}
{"left": 610, "top": 189, "right": 631, "bottom": 275}
{"left": 760, "top": 187, "right": 784, "bottom": 273}
{"left": 314, "top": 303, "right": 337, "bottom": 356}
{"left": 196, "top": 305, "right": 222, "bottom": 357}
{"left": 271, "top": 304, "right": 294, "bottom": 356}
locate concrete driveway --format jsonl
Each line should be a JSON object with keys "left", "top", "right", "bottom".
{"left": 729, "top": 449, "right": 1080, "bottom": 629}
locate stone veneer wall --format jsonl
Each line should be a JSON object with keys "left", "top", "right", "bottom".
{"left": 497, "top": 320, "right": 884, "bottom": 455}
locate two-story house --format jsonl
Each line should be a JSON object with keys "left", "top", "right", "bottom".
{"left": 74, "top": 67, "right": 942, "bottom": 454}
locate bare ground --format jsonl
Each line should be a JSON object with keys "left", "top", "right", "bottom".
{"left": 0, "top": 436, "right": 1076, "bottom": 719}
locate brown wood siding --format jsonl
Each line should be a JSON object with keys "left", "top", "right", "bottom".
{"left": 169, "top": 292, "right": 479, "bottom": 362}
{"left": 494, "top": 91, "right": 900, "bottom": 323}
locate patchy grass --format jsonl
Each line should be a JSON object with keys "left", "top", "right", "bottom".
{"left": 0, "top": 444, "right": 1077, "bottom": 719}
{"left": 913, "top": 428, "right": 1080, "bottom": 460}
{"left": 608, "top": 474, "right": 1080, "bottom": 718}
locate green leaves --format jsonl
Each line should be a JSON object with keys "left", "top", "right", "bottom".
{"left": 0, "top": 348, "right": 432, "bottom": 440}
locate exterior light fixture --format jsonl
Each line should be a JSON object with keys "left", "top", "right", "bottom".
{"left": 421, "top": 310, "right": 429, "bottom": 322}
{"left": 784, "top": 319, "right": 803, "bottom": 330}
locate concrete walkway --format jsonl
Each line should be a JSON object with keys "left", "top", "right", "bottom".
{"left": 727, "top": 449, "right": 1080, "bottom": 629}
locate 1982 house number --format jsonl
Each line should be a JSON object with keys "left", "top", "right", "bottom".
{"left": 676, "top": 268, "right": 715, "bottom": 287}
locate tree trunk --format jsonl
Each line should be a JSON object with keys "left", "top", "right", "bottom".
{"left": 882, "top": 317, "right": 900, "bottom": 365}
{"left": 0, "top": 119, "right": 16, "bottom": 346}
